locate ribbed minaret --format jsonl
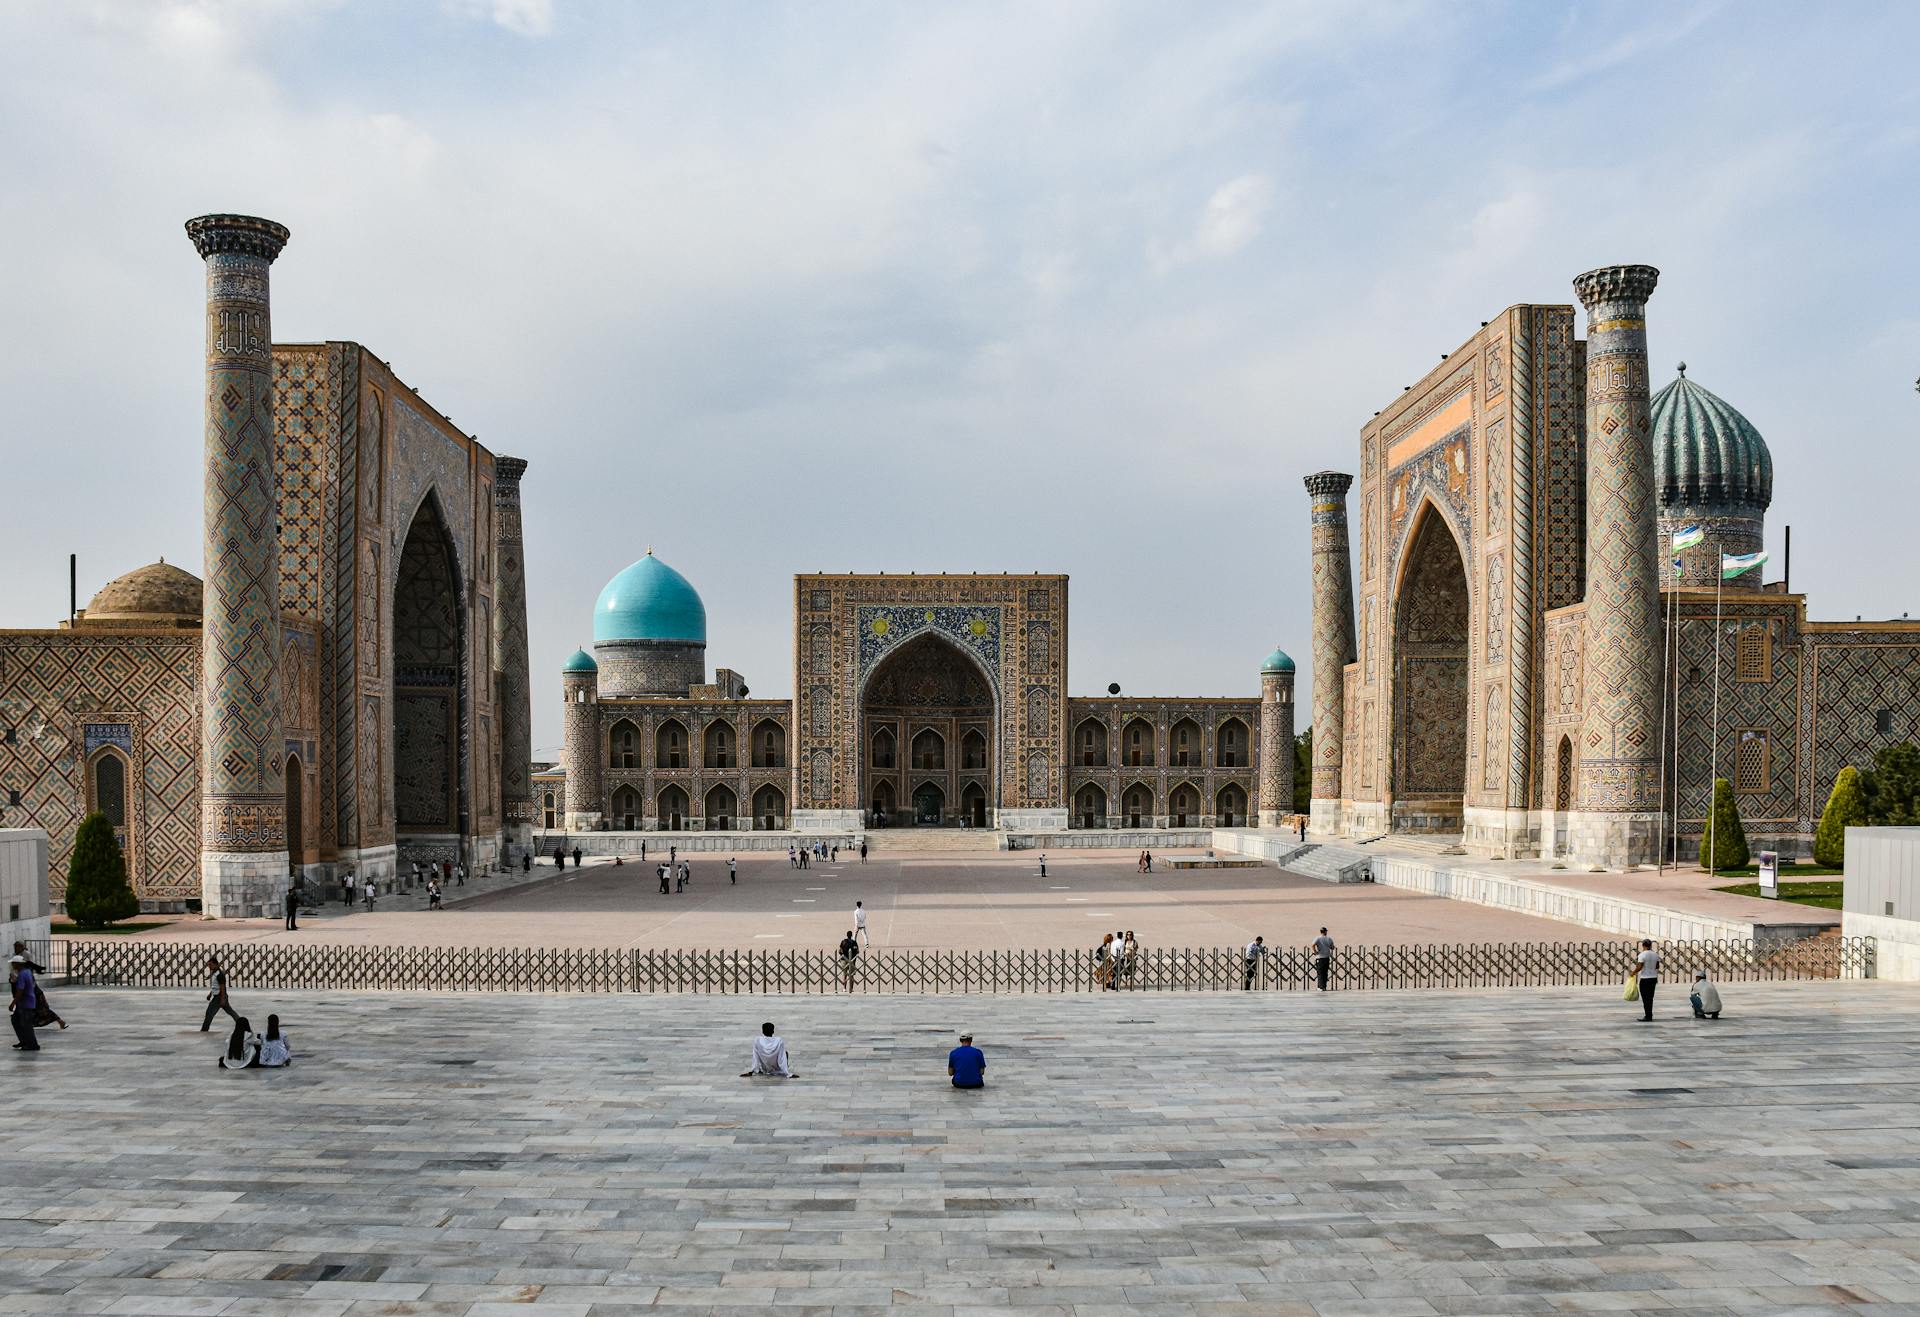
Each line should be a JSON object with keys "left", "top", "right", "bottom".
{"left": 492, "top": 456, "right": 534, "bottom": 852}
{"left": 560, "top": 650, "right": 603, "bottom": 832}
{"left": 1257, "top": 648, "right": 1297, "bottom": 828}
{"left": 187, "top": 214, "right": 291, "bottom": 918}
{"left": 1304, "top": 472, "right": 1356, "bottom": 835}
{"left": 1571, "top": 263, "right": 1664, "bottom": 867}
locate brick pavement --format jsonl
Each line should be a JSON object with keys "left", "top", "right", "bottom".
{"left": 4, "top": 983, "right": 1920, "bottom": 1313}
{"left": 105, "top": 852, "right": 1607, "bottom": 952}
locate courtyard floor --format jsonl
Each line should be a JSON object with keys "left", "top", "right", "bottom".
{"left": 107, "top": 851, "right": 1608, "bottom": 952}
{"left": 6, "top": 982, "right": 1920, "bottom": 1313}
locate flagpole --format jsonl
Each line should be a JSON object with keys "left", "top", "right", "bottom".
{"left": 1708, "top": 567, "right": 1724, "bottom": 873}
{"left": 1672, "top": 587, "right": 1683, "bottom": 867}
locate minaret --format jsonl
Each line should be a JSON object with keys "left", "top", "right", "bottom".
{"left": 1304, "top": 471, "right": 1356, "bottom": 835}
{"left": 1257, "top": 648, "right": 1297, "bottom": 828}
{"left": 186, "top": 213, "right": 290, "bottom": 918}
{"left": 492, "top": 456, "right": 534, "bottom": 851}
{"left": 560, "top": 649, "right": 604, "bottom": 831}
{"left": 1571, "top": 263, "right": 1664, "bottom": 867}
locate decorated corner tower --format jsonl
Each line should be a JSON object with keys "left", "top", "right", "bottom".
{"left": 560, "top": 648, "right": 603, "bottom": 832}
{"left": 1257, "top": 647, "right": 1296, "bottom": 828}
{"left": 187, "top": 213, "right": 291, "bottom": 917}
{"left": 1303, "top": 471, "right": 1356, "bottom": 836}
{"left": 1568, "top": 263, "right": 1666, "bottom": 867}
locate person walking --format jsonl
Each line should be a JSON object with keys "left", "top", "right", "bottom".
{"left": 1038, "top": 852, "right": 1047, "bottom": 879}
{"left": 283, "top": 882, "right": 300, "bottom": 932}
{"left": 11, "top": 943, "right": 65, "bottom": 1030}
{"left": 364, "top": 878, "right": 377, "bottom": 910}
{"left": 1095, "top": 932, "right": 1115, "bottom": 990}
{"left": 200, "top": 956, "right": 238, "bottom": 1032}
{"left": 859, "top": 840, "right": 867, "bottom": 862}
{"left": 1632, "top": 939, "right": 1661, "bottom": 1021}
{"left": 521, "top": 851, "right": 531, "bottom": 875}
{"left": 342, "top": 871, "right": 355, "bottom": 907}
{"left": 854, "top": 901, "right": 869, "bottom": 949}
{"left": 670, "top": 845, "right": 677, "bottom": 865}
{"left": 572, "top": 845, "right": 583, "bottom": 869}
{"left": 1143, "top": 849, "right": 1153, "bottom": 873}
{"left": 1311, "top": 927, "right": 1335, "bottom": 991}
{"left": 1297, "top": 816, "right": 1307, "bottom": 843}
{"left": 728, "top": 856, "right": 737, "bottom": 885}
{"left": 427, "top": 879, "right": 443, "bottom": 910}
{"left": 948, "top": 1033, "right": 986, "bottom": 1089}
{"left": 1243, "top": 935, "right": 1266, "bottom": 990}
{"left": 9, "top": 955, "right": 40, "bottom": 1052}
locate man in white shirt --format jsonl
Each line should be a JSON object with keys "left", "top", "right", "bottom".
{"left": 854, "top": 900, "right": 869, "bottom": 948}
{"left": 1633, "top": 939, "right": 1661, "bottom": 1021}
{"left": 1243, "top": 935, "right": 1266, "bottom": 990}
{"left": 741, "top": 1021, "right": 797, "bottom": 1078}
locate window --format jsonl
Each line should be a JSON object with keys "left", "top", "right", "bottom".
{"left": 1735, "top": 626, "right": 1771, "bottom": 683}
{"left": 1123, "top": 720, "right": 1154, "bottom": 767}
{"left": 92, "top": 753, "right": 127, "bottom": 829}
{"left": 871, "top": 726, "right": 896, "bottom": 769}
{"left": 6, "top": 789, "right": 17, "bottom": 806}
{"left": 1734, "top": 728, "right": 1770, "bottom": 794}
{"left": 611, "top": 725, "right": 637, "bottom": 769}
{"left": 912, "top": 729, "right": 946, "bottom": 771}
{"left": 1216, "top": 720, "right": 1246, "bottom": 768}
{"left": 1877, "top": 709, "right": 1895, "bottom": 736}
{"left": 656, "top": 722, "right": 686, "bottom": 769}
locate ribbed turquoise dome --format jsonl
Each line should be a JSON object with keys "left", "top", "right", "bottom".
{"left": 593, "top": 551, "right": 707, "bottom": 645}
{"left": 561, "top": 647, "right": 598, "bottom": 674}
{"left": 1652, "top": 365, "right": 1773, "bottom": 513}
{"left": 1261, "top": 647, "right": 1296, "bottom": 674}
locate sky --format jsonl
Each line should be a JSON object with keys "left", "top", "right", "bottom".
{"left": 1, "top": 0, "right": 1916, "bottom": 759}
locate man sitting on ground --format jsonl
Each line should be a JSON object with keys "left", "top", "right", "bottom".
{"left": 741, "top": 1021, "right": 797, "bottom": 1078}
{"left": 948, "top": 1032, "right": 986, "bottom": 1089}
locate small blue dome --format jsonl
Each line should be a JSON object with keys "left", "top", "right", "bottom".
{"left": 1261, "top": 647, "right": 1296, "bottom": 674}
{"left": 593, "top": 551, "right": 707, "bottom": 645}
{"left": 562, "top": 647, "right": 598, "bottom": 675}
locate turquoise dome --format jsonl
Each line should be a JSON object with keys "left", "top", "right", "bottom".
{"left": 561, "top": 647, "right": 598, "bottom": 674}
{"left": 1261, "top": 647, "right": 1296, "bottom": 674}
{"left": 593, "top": 551, "right": 707, "bottom": 645}
{"left": 1652, "top": 365, "right": 1773, "bottom": 513}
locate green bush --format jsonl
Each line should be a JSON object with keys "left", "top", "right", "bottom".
{"left": 1700, "top": 778, "right": 1749, "bottom": 872}
{"left": 1814, "top": 765, "right": 1866, "bottom": 868}
{"left": 1863, "top": 741, "right": 1920, "bottom": 826}
{"left": 63, "top": 811, "right": 140, "bottom": 929}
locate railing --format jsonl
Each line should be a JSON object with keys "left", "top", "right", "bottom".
{"left": 33, "top": 936, "right": 1875, "bottom": 995}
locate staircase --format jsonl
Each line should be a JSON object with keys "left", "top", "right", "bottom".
{"left": 1280, "top": 843, "right": 1375, "bottom": 884}
{"left": 1373, "top": 832, "right": 1469, "bottom": 858}
{"left": 865, "top": 828, "right": 1005, "bottom": 855}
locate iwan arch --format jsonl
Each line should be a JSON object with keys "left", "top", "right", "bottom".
{"left": 1308, "top": 263, "right": 1920, "bottom": 867}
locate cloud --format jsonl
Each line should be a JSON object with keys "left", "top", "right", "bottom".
{"left": 444, "top": 0, "right": 554, "bottom": 37}
{"left": 1152, "top": 172, "right": 1276, "bottom": 272}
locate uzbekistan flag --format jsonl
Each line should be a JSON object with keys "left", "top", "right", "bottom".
{"left": 1671, "top": 524, "right": 1706, "bottom": 550}
{"left": 1721, "top": 551, "right": 1768, "bottom": 579}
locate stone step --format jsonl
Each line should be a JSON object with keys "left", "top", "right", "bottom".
{"left": 866, "top": 829, "right": 1004, "bottom": 854}
{"left": 1282, "top": 843, "right": 1375, "bottom": 884}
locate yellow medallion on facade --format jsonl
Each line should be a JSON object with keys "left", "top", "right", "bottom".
{"left": 870, "top": 617, "right": 889, "bottom": 637}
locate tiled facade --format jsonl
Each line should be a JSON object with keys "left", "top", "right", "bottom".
{"left": 1313, "top": 266, "right": 1920, "bottom": 865}
{"left": 0, "top": 215, "right": 531, "bottom": 914}
{"left": 559, "top": 573, "right": 1293, "bottom": 833}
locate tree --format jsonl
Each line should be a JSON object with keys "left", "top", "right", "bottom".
{"left": 1700, "top": 778, "right": 1749, "bottom": 872}
{"left": 1814, "top": 765, "right": 1867, "bottom": 868}
{"left": 1863, "top": 741, "right": 1920, "bottom": 827}
{"left": 1292, "top": 727, "right": 1312, "bottom": 816}
{"left": 64, "top": 811, "right": 139, "bottom": 928}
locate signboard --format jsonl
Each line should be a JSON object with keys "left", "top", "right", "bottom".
{"left": 1758, "top": 850, "right": 1779, "bottom": 899}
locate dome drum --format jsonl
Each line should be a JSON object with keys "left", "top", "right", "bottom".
{"left": 592, "top": 637, "right": 706, "bottom": 699}
{"left": 78, "top": 560, "right": 203, "bottom": 628}
{"left": 1651, "top": 368, "right": 1774, "bottom": 590}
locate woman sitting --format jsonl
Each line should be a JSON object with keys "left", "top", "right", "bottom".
{"left": 218, "top": 1017, "right": 260, "bottom": 1070}
{"left": 257, "top": 1014, "right": 293, "bottom": 1067}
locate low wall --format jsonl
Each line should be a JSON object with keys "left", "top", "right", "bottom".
{"left": 1003, "top": 829, "right": 1212, "bottom": 851}
{"left": 1210, "top": 830, "right": 1302, "bottom": 863}
{"left": 1368, "top": 856, "right": 1812, "bottom": 943}
{"left": 1845, "top": 911, "right": 1920, "bottom": 981}
{"left": 530, "top": 832, "right": 860, "bottom": 857}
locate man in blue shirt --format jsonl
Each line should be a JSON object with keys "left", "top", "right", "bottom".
{"left": 948, "top": 1033, "right": 985, "bottom": 1089}
{"left": 9, "top": 955, "right": 40, "bottom": 1052}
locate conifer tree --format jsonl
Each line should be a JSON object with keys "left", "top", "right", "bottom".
{"left": 63, "top": 811, "right": 139, "bottom": 928}
{"left": 1814, "top": 765, "right": 1866, "bottom": 868}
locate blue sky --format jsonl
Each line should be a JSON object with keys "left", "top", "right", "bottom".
{"left": 1, "top": 0, "right": 1916, "bottom": 757}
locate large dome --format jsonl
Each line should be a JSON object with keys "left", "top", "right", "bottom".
{"left": 593, "top": 551, "right": 707, "bottom": 645}
{"left": 84, "top": 559, "right": 203, "bottom": 623}
{"left": 1652, "top": 365, "right": 1773, "bottom": 514}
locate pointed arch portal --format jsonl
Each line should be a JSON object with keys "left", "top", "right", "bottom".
{"left": 860, "top": 632, "right": 995, "bottom": 826}
{"left": 393, "top": 492, "right": 468, "bottom": 855}
{"left": 1391, "top": 505, "right": 1470, "bottom": 832}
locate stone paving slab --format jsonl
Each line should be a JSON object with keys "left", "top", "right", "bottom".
{"left": 5, "top": 983, "right": 1920, "bottom": 1313}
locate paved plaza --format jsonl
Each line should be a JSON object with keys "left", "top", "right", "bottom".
{"left": 6, "top": 982, "right": 1920, "bottom": 1313}
{"left": 104, "top": 852, "right": 1608, "bottom": 952}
